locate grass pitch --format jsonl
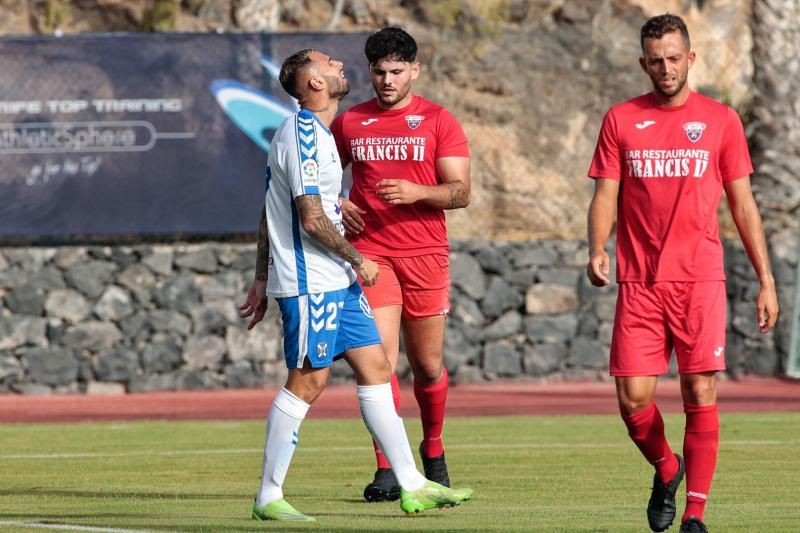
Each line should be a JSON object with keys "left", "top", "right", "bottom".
{"left": 1, "top": 412, "right": 798, "bottom": 532}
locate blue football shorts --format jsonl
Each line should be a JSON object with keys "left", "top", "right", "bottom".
{"left": 277, "top": 282, "right": 382, "bottom": 369}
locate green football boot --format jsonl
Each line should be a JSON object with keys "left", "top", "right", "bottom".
{"left": 400, "top": 480, "right": 473, "bottom": 515}
{"left": 251, "top": 498, "right": 316, "bottom": 522}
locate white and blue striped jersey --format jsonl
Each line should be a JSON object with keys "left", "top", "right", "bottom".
{"left": 265, "top": 109, "right": 356, "bottom": 297}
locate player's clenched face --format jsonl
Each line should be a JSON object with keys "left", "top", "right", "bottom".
{"left": 369, "top": 57, "right": 420, "bottom": 109}
{"left": 639, "top": 31, "right": 695, "bottom": 101}
{"left": 309, "top": 51, "right": 350, "bottom": 100}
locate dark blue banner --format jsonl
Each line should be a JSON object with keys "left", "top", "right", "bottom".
{"left": 0, "top": 32, "right": 372, "bottom": 240}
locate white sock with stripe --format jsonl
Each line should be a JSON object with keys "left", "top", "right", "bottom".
{"left": 256, "top": 387, "right": 310, "bottom": 506}
{"left": 358, "top": 383, "right": 426, "bottom": 491}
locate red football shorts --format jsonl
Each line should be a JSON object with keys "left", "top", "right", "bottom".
{"left": 610, "top": 281, "right": 727, "bottom": 376}
{"left": 359, "top": 252, "right": 450, "bottom": 320}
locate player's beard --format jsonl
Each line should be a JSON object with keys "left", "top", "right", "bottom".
{"left": 326, "top": 75, "right": 350, "bottom": 100}
{"left": 651, "top": 68, "right": 687, "bottom": 98}
{"left": 374, "top": 81, "right": 410, "bottom": 107}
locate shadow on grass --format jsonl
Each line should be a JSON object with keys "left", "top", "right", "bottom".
{"left": 0, "top": 488, "right": 245, "bottom": 500}
{"left": 0, "top": 491, "right": 462, "bottom": 532}
{"left": 1, "top": 515, "right": 450, "bottom": 533}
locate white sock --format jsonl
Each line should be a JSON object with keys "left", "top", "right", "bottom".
{"left": 358, "top": 383, "right": 426, "bottom": 491}
{"left": 256, "top": 387, "right": 310, "bottom": 506}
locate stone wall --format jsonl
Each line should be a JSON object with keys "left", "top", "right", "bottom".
{"left": 0, "top": 238, "right": 795, "bottom": 394}
{"left": 0, "top": 1, "right": 762, "bottom": 241}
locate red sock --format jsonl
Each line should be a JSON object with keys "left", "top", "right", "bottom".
{"left": 414, "top": 367, "right": 449, "bottom": 458}
{"left": 373, "top": 373, "right": 401, "bottom": 469}
{"left": 621, "top": 402, "right": 679, "bottom": 484}
{"left": 682, "top": 403, "right": 719, "bottom": 523}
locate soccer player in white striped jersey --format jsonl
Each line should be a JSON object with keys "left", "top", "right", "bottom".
{"left": 242, "top": 49, "right": 472, "bottom": 522}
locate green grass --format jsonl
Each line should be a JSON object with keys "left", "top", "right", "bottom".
{"left": 1, "top": 413, "right": 798, "bottom": 532}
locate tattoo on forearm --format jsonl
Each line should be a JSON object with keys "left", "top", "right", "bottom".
{"left": 295, "top": 195, "right": 363, "bottom": 267}
{"left": 446, "top": 182, "right": 469, "bottom": 209}
{"left": 255, "top": 207, "right": 269, "bottom": 281}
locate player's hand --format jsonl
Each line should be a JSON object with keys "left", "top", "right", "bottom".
{"left": 756, "top": 278, "right": 779, "bottom": 333}
{"left": 587, "top": 249, "right": 611, "bottom": 287}
{"left": 357, "top": 258, "right": 380, "bottom": 287}
{"left": 341, "top": 198, "right": 366, "bottom": 234}
{"left": 239, "top": 279, "right": 268, "bottom": 330}
{"left": 376, "top": 179, "right": 422, "bottom": 205}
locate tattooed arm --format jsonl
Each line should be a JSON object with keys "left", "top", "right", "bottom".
{"left": 375, "top": 156, "right": 471, "bottom": 210}
{"left": 295, "top": 194, "right": 380, "bottom": 286}
{"left": 239, "top": 206, "right": 269, "bottom": 330}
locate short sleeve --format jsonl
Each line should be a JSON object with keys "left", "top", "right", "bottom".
{"left": 719, "top": 107, "right": 753, "bottom": 182}
{"left": 288, "top": 110, "right": 320, "bottom": 197}
{"left": 588, "top": 109, "right": 622, "bottom": 180}
{"left": 330, "top": 112, "right": 351, "bottom": 168}
{"left": 435, "top": 109, "right": 470, "bottom": 159}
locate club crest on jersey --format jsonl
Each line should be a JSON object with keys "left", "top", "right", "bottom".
{"left": 316, "top": 342, "right": 328, "bottom": 359}
{"left": 683, "top": 122, "right": 706, "bottom": 143}
{"left": 301, "top": 159, "right": 319, "bottom": 185}
{"left": 405, "top": 115, "right": 424, "bottom": 130}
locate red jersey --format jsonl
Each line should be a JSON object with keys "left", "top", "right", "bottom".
{"left": 588, "top": 91, "right": 753, "bottom": 282}
{"left": 331, "top": 95, "right": 469, "bottom": 256}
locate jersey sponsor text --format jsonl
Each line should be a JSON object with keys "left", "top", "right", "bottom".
{"left": 624, "top": 148, "right": 710, "bottom": 179}
{"left": 349, "top": 135, "right": 426, "bottom": 162}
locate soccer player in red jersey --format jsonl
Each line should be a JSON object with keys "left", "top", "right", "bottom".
{"left": 587, "top": 14, "right": 779, "bottom": 533}
{"left": 330, "top": 27, "right": 471, "bottom": 502}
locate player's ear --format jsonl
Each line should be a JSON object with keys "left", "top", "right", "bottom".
{"left": 687, "top": 50, "right": 696, "bottom": 69}
{"left": 410, "top": 62, "right": 420, "bottom": 81}
{"left": 638, "top": 56, "right": 647, "bottom": 73}
{"left": 309, "top": 75, "right": 325, "bottom": 92}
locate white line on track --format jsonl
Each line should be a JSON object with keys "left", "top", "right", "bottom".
{"left": 2, "top": 439, "right": 799, "bottom": 461}
{"left": 0, "top": 521, "right": 153, "bottom": 533}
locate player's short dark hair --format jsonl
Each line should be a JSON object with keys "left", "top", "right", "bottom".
{"left": 640, "top": 14, "right": 690, "bottom": 51}
{"left": 364, "top": 27, "right": 417, "bottom": 65}
{"left": 279, "top": 48, "right": 313, "bottom": 99}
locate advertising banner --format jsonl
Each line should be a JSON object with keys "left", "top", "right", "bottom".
{"left": 0, "top": 32, "right": 371, "bottom": 240}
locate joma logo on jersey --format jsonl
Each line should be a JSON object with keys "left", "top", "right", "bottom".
{"left": 405, "top": 115, "right": 424, "bottom": 129}
{"left": 683, "top": 121, "right": 706, "bottom": 143}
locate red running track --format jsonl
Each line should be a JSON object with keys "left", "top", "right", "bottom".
{"left": 0, "top": 377, "right": 798, "bottom": 423}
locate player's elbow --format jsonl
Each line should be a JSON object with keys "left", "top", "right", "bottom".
{"left": 730, "top": 198, "right": 759, "bottom": 226}
{"left": 451, "top": 193, "right": 471, "bottom": 209}
{"left": 448, "top": 182, "right": 471, "bottom": 209}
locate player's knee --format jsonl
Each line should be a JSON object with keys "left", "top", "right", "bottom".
{"left": 348, "top": 345, "right": 393, "bottom": 384}
{"left": 372, "top": 355, "right": 392, "bottom": 381}
{"left": 285, "top": 371, "right": 328, "bottom": 403}
{"left": 618, "top": 396, "right": 652, "bottom": 416}
{"left": 682, "top": 376, "right": 716, "bottom": 404}
{"left": 300, "top": 381, "right": 327, "bottom": 403}
{"left": 410, "top": 363, "right": 444, "bottom": 386}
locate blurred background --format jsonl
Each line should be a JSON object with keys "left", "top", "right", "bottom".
{"left": 0, "top": 0, "right": 797, "bottom": 395}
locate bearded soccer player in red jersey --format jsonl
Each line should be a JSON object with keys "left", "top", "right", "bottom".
{"left": 330, "top": 27, "right": 471, "bottom": 502}
{"left": 587, "top": 14, "right": 779, "bottom": 533}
